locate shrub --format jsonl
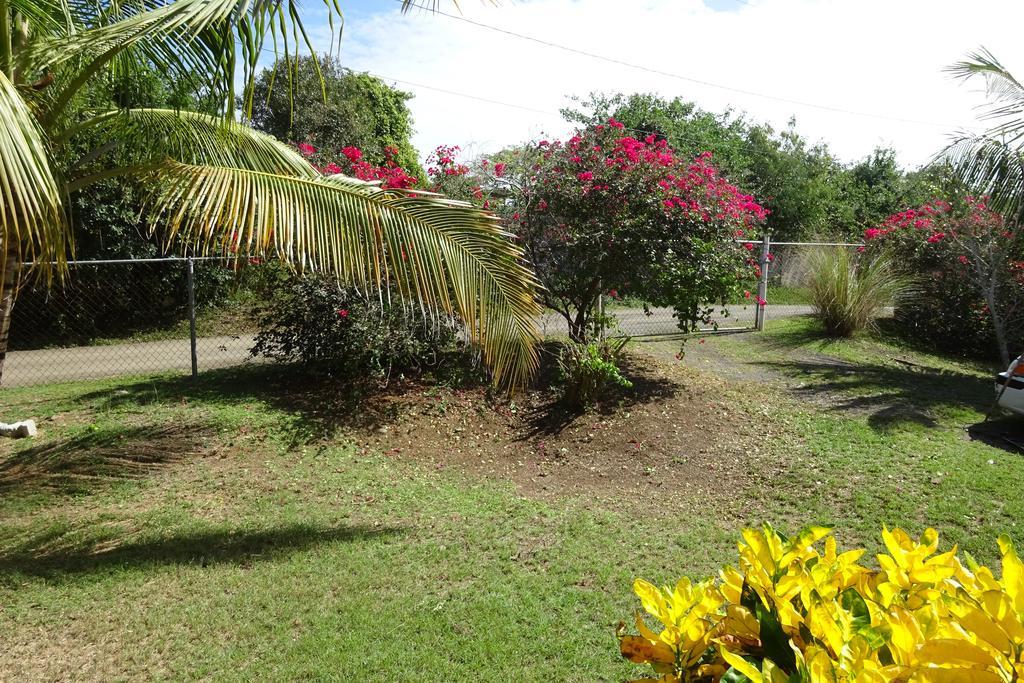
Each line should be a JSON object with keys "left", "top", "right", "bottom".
{"left": 557, "top": 337, "right": 632, "bottom": 407}
{"left": 804, "top": 247, "right": 909, "bottom": 337}
{"left": 250, "top": 274, "right": 464, "bottom": 383}
{"left": 866, "top": 197, "right": 1024, "bottom": 364}
{"left": 619, "top": 524, "right": 1024, "bottom": 682}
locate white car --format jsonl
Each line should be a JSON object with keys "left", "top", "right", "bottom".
{"left": 996, "top": 355, "right": 1024, "bottom": 415}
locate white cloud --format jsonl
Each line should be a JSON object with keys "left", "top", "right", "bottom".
{"left": 308, "top": 0, "right": 1024, "bottom": 169}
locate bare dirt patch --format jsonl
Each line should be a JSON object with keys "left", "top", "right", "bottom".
{"left": 349, "top": 352, "right": 769, "bottom": 515}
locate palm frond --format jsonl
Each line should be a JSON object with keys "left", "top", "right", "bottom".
{"left": 940, "top": 50, "right": 1024, "bottom": 221}
{"left": 69, "top": 108, "right": 319, "bottom": 179}
{"left": 0, "top": 71, "right": 69, "bottom": 288}
{"left": 19, "top": 0, "right": 343, "bottom": 122}
{"left": 943, "top": 135, "right": 1024, "bottom": 221}
{"left": 143, "top": 161, "right": 541, "bottom": 389}
{"left": 947, "top": 48, "right": 1024, "bottom": 106}
{"left": 400, "top": 1, "right": 498, "bottom": 12}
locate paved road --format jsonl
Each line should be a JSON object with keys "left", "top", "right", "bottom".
{"left": 3, "top": 305, "right": 812, "bottom": 388}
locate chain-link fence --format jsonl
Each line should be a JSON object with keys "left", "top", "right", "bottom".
{"left": 3, "top": 258, "right": 259, "bottom": 387}
{"left": 1, "top": 240, "right": 862, "bottom": 388}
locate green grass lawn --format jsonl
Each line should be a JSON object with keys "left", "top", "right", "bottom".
{"left": 1, "top": 318, "right": 1021, "bottom": 680}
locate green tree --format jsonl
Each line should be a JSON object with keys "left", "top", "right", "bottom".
{"left": 741, "top": 120, "right": 845, "bottom": 241}
{"left": 249, "top": 56, "right": 424, "bottom": 178}
{"left": 0, "top": 0, "right": 541, "bottom": 389}
{"left": 562, "top": 93, "right": 752, "bottom": 178}
{"left": 565, "top": 94, "right": 850, "bottom": 241}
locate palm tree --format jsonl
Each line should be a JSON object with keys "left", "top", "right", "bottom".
{"left": 941, "top": 50, "right": 1024, "bottom": 365}
{"left": 944, "top": 49, "right": 1024, "bottom": 224}
{"left": 0, "top": 0, "right": 540, "bottom": 390}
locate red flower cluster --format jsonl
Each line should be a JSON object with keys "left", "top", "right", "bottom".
{"left": 427, "top": 144, "right": 469, "bottom": 178}
{"left": 867, "top": 197, "right": 1005, "bottom": 254}
{"left": 292, "top": 142, "right": 418, "bottom": 190}
{"left": 539, "top": 121, "right": 768, "bottom": 231}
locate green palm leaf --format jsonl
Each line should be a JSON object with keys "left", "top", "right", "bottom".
{"left": 942, "top": 49, "right": 1024, "bottom": 221}
{"left": 143, "top": 161, "right": 541, "bottom": 389}
{"left": 19, "top": 0, "right": 342, "bottom": 122}
{"left": 0, "top": 70, "right": 69, "bottom": 286}
{"left": 69, "top": 108, "right": 319, "bottom": 179}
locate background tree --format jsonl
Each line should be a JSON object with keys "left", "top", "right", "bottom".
{"left": 0, "top": 0, "right": 542, "bottom": 390}
{"left": 249, "top": 56, "right": 424, "bottom": 179}
{"left": 565, "top": 93, "right": 925, "bottom": 242}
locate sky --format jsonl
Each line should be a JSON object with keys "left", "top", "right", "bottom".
{"left": 293, "top": 0, "right": 1024, "bottom": 169}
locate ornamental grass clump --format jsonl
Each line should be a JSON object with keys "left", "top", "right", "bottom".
{"left": 804, "top": 247, "right": 909, "bottom": 337}
{"left": 619, "top": 524, "right": 1024, "bottom": 682}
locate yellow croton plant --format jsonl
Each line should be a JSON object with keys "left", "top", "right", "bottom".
{"left": 619, "top": 525, "right": 1024, "bottom": 682}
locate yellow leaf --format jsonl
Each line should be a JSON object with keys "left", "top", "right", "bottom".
{"left": 912, "top": 666, "right": 1003, "bottom": 683}
{"left": 634, "top": 579, "right": 670, "bottom": 624}
{"left": 619, "top": 635, "right": 676, "bottom": 666}
{"left": 998, "top": 535, "right": 1024, "bottom": 611}
{"left": 916, "top": 638, "right": 999, "bottom": 668}
{"left": 721, "top": 647, "right": 763, "bottom": 683}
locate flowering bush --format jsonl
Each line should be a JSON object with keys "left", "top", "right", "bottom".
{"left": 620, "top": 524, "right": 1024, "bottom": 682}
{"left": 250, "top": 273, "right": 463, "bottom": 383}
{"left": 504, "top": 120, "right": 767, "bottom": 341}
{"left": 298, "top": 142, "right": 418, "bottom": 189}
{"left": 865, "top": 197, "right": 1024, "bottom": 363}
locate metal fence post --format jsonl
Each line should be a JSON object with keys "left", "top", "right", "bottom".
{"left": 598, "top": 281, "right": 605, "bottom": 341}
{"left": 755, "top": 233, "right": 771, "bottom": 331}
{"left": 186, "top": 258, "right": 198, "bottom": 378}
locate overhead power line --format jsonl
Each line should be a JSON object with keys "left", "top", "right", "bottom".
{"left": 396, "top": 0, "right": 961, "bottom": 129}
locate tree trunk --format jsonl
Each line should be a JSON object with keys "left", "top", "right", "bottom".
{"left": 0, "top": 238, "right": 19, "bottom": 385}
{"left": 986, "top": 277, "right": 1011, "bottom": 368}
{"left": 568, "top": 308, "right": 589, "bottom": 344}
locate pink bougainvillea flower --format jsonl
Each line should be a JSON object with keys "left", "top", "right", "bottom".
{"left": 743, "top": 242, "right": 754, "bottom": 251}
{"left": 297, "top": 142, "right": 316, "bottom": 156}
{"left": 341, "top": 146, "right": 362, "bottom": 163}
{"left": 608, "top": 289, "right": 618, "bottom": 299}
{"left": 324, "top": 162, "right": 342, "bottom": 174}
{"left": 744, "top": 290, "right": 751, "bottom": 299}
{"left": 493, "top": 162, "right": 506, "bottom": 178}
{"left": 756, "top": 296, "right": 767, "bottom": 307}
{"left": 337, "top": 309, "right": 349, "bottom": 318}
{"left": 577, "top": 171, "right": 594, "bottom": 182}
{"left": 959, "top": 255, "right": 970, "bottom": 264}
{"left": 926, "top": 232, "right": 946, "bottom": 243}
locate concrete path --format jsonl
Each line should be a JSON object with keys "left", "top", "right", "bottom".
{"left": 3, "top": 305, "right": 813, "bottom": 388}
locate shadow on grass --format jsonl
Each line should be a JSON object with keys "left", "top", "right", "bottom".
{"left": 762, "top": 358, "right": 992, "bottom": 430}
{"left": 966, "top": 415, "right": 1024, "bottom": 455}
{"left": 0, "top": 521, "right": 401, "bottom": 581}
{"left": 0, "top": 423, "right": 212, "bottom": 497}
{"left": 73, "top": 363, "right": 454, "bottom": 445}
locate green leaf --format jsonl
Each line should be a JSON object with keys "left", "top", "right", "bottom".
{"left": 753, "top": 600, "right": 797, "bottom": 674}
